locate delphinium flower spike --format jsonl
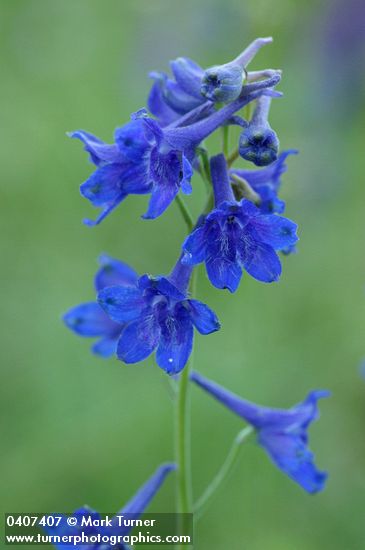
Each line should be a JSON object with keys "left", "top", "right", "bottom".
{"left": 63, "top": 254, "right": 138, "bottom": 357}
{"left": 191, "top": 371, "right": 330, "bottom": 494}
{"left": 97, "top": 254, "right": 220, "bottom": 374}
{"left": 182, "top": 153, "right": 298, "bottom": 291}
{"left": 239, "top": 94, "right": 279, "bottom": 166}
{"left": 44, "top": 463, "right": 175, "bottom": 549}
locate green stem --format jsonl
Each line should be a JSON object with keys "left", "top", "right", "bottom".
{"left": 243, "top": 100, "right": 253, "bottom": 122}
{"left": 197, "top": 147, "right": 212, "bottom": 191}
{"left": 175, "top": 194, "right": 194, "bottom": 233}
{"left": 193, "top": 426, "right": 253, "bottom": 520}
{"left": 175, "top": 269, "right": 197, "bottom": 546}
{"left": 227, "top": 148, "right": 240, "bottom": 168}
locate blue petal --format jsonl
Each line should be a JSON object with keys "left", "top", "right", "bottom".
{"left": 143, "top": 179, "right": 179, "bottom": 220}
{"left": 114, "top": 120, "right": 150, "bottom": 162}
{"left": 156, "top": 304, "right": 194, "bottom": 374}
{"left": 92, "top": 336, "right": 118, "bottom": 358}
{"left": 69, "top": 130, "right": 123, "bottom": 166}
{"left": 148, "top": 148, "right": 187, "bottom": 206}
{"left": 63, "top": 302, "right": 117, "bottom": 337}
{"left": 205, "top": 223, "right": 243, "bottom": 292}
{"left": 95, "top": 254, "right": 138, "bottom": 291}
{"left": 80, "top": 164, "right": 127, "bottom": 207}
{"left": 182, "top": 225, "right": 209, "bottom": 265}
{"left": 134, "top": 108, "right": 164, "bottom": 145}
{"left": 233, "top": 149, "right": 298, "bottom": 188}
{"left": 231, "top": 150, "right": 298, "bottom": 214}
{"left": 170, "top": 57, "right": 204, "bottom": 99}
{"left": 258, "top": 430, "right": 328, "bottom": 493}
{"left": 191, "top": 371, "right": 262, "bottom": 424}
{"left": 206, "top": 255, "right": 242, "bottom": 292}
{"left": 290, "top": 390, "right": 331, "bottom": 429}
{"left": 80, "top": 162, "right": 150, "bottom": 226}
{"left": 186, "top": 299, "right": 220, "bottom": 334}
{"left": 237, "top": 198, "right": 260, "bottom": 217}
{"left": 113, "top": 463, "right": 176, "bottom": 537}
{"left": 162, "top": 77, "right": 203, "bottom": 114}
{"left": 98, "top": 285, "right": 144, "bottom": 323}
{"left": 240, "top": 239, "right": 282, "bottom": 283}
{"left": 180, "top": 155, "right": 193, "bottom": 194}
{"left": 138, "top": 275, "right": 186, "bottom": 301}
{"left": 117, "top": 309, "right": 160, "bottom": 363}
{"left": 249, "top": 215, "right": 298, "bottom": 250}
{"left": 148, "top": 75, "right": 179, "bottom": 126}
{"left": 83, "top": 198, "right": 125, "bottom": 226}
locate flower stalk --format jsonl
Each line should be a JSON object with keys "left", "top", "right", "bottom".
{"left": 175, "top": 268, "right": 197, "bottom": 546}
{"left": 194, "top": 426, "right": 253, "bottom": 519}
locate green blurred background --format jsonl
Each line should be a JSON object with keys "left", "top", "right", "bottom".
{"left": 1, "top": 0, "right": 364, "bottom": 548}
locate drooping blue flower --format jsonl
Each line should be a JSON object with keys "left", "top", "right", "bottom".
{"left": 43, "top": 463, "right": 175, "bottom": 549}
{"left": 97, "top": 257, "right": 220, "bottom": 374}
{"left": 182, "top": 154, "right": 298, "bottom": 292}
{"left": 63, "top": 255, "right": 138, "bottom": 357}
{"left": 191, "top": 371, "right": 330, "bottom": 494}
{"left": 239, "top": 95, "right": 279, "bottom": 166}
{"left": 230, "top": 150, "right": 298, "bottom": 214}
{"left": 201, "top": 37, "right": 273, "bottom": 102}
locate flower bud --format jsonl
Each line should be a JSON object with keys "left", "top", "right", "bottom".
{"left": 239, "top": 95, "right": 279, "bottom": 166}
{"left": 200, "top": 37, "right": 273, "bottom": 103}
{"left": 201, "top": 63, "right": 244, "bottom": 102}
{"left": 239, "top": 125, "right": 279, "bottom": 166}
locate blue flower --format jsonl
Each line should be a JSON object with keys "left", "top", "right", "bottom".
{"left": 43, "top": 463, "right": 175, "bottom": 549}
{"left": 239, "top": 95, "right": 279, "bottom": 166}
{"left": 72, "top": 113, "right": 196, "bottom": 223}
{"left": 230, "top": 150, "right": 298, "bottom": 214}
{"left": 182, "top": 154, "right": 298, "bottom": 292}
{"left": 70, "top": 121, "right": 153, "bottom": 225}
{"left": 201, "top": 37, "right": 273, "bottom": 102}
{"left": 191, "top": 371, "right": 330, "bottom": 494}
{"left": 63, "top": 255, "right": 138, "bottom": 357}
{"left": 97, "top": 257, "right": 220, "bottom": 374}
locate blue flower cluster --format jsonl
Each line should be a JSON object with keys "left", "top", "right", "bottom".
{"left": 62, "top": 37, "right": 329, "bottom": 505}
{"left": 65, "top": 37, "right": 299, "bottom": 373}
